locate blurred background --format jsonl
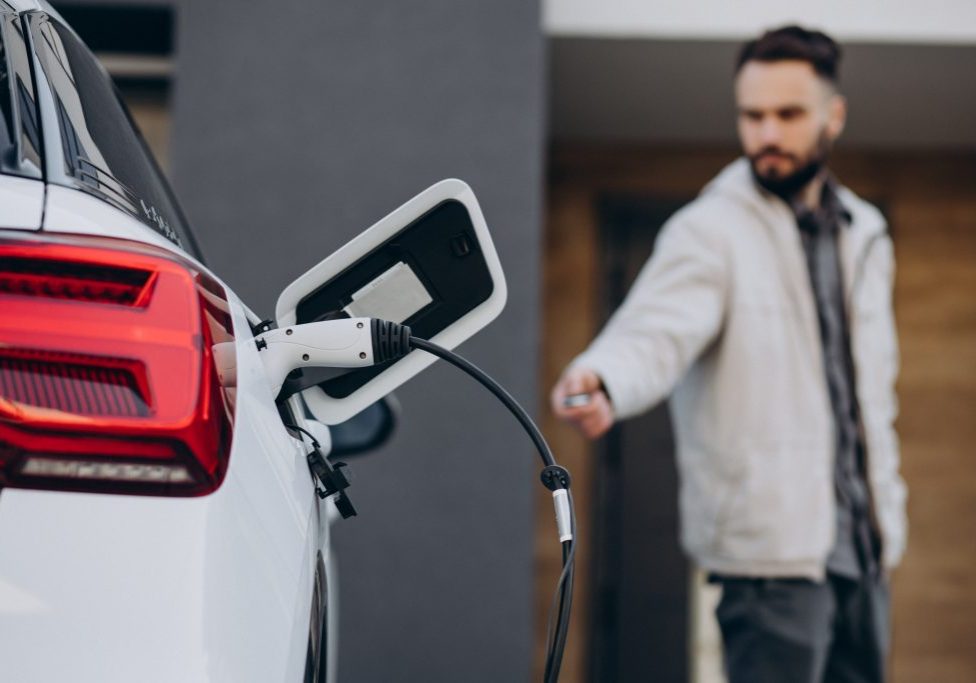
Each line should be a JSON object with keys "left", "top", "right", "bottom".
{"left": 51, "top": 0, "right": 975, "bottom": 681}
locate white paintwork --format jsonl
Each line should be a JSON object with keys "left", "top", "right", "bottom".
{"left": 258, "top": 318, "right": 377, "bottom": 397}
{"left": 0, "top": 288, "right": 327, "bottom": 682}
{"left": 0, "top": 575, "right": 48, "bottom": 614}
{"left": 544, "top": 0, "right": 976, "bottom": 44}
{"left": 0, "top": 175, "right": 45, "bottom": 230}
{"left": 304, "top": 420, "right": 333, "bottom": 456}
{"left": 276, "top": 178, "right": 508, "bottom": 425}
{"left": 43, "top": 183, "right": 196, "bottom": 256}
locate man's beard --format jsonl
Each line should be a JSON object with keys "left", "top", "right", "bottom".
{"left": 748, "top": 131, "right": 831, "bottom": 200}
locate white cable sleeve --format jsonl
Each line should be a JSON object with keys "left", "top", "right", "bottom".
{"left": 552, "top": 489, "right": 573, "bottom": 543}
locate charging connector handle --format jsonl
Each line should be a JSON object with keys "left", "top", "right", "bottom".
{"left": 255, "top": 317, "right": 377, "bottom": 396}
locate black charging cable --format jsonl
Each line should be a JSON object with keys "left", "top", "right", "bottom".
{"left": 404, "top": 332, "right": 576, "bottom": 683}
{"left": 284, "top": 318, "right": 577, "bottom": 680}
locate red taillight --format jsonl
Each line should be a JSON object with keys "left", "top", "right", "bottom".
{"left": 0, "top": 255, "right": 154, "bottom": 305}
{"left": 0, "top": 348, "right": 150, "bottom": 417}
{"left": 0, "top": 233, "right": 235, "bottom": 496}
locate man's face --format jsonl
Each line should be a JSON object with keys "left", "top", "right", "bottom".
{"left": 735, "top": 60, "right": 846, "bottom": 193}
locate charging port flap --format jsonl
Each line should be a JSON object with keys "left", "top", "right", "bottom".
{"left": 273, "top": 179, "right": 507, "bottom": 424}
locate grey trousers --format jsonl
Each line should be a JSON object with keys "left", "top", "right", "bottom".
{"left": 714, "top": 575, "right": 890, "bottom": 683}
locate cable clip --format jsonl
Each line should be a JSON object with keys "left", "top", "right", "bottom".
{"left": 540, "top": 465, "right": 571, "bottom": 492}
{"left": 287, "top": 422, "right": 357, "bottom": 519}
{"left": 307, "top": 447, "right": 357, "bottom": 519}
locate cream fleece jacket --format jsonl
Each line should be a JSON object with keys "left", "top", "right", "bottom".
{"left": 574, "top": 158, "right": 907, "bottom": 579}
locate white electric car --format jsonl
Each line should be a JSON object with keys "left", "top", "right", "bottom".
{"left": 0, "top": 2, "right": 506, "bottom": 681}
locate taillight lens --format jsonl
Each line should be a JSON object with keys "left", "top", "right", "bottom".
{"left": 0, "top": 233, "right": 235, "bottom": 496}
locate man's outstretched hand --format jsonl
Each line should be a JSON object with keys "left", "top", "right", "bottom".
{"left": 550, "top": 367, "right": 615, "bottom": 439}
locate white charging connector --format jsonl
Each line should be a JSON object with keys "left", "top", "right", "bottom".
{"left": 256, "top": 318, "right": 376, "bottom": 396}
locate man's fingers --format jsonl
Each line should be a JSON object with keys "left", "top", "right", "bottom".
{"left": 583, "top": 393, "right": 614, "bottom": 438}
{"left": 579, "top": 409, "right": 612, "bottom": 439}
{"left": 550, "top": 382, "right": 572, "bottom": 414}
{"left": 551, "top": 367, "right": 614, "bottom": 439}
{"left": 556, "top": 390, "right": 605, "bottom": 418}
{"left": 551, "top": 373, "right": 586, "bottom": 414}
{"left": 556, "top": 391, "right": 613, "bottom": 439}
{"left": 573, "top": 370, "right": 603, "bottom": 395}
{"left": 563, "top": 373, "right": 586, "bottom": 396}
{"left": 580, "top": 418, "right": 610, "bottom": 440}
{"left": 551, "top": 368, "right": 602, "bottom": 412}
{"left": 565, "top": 368, "right": 601, "bottom": 395}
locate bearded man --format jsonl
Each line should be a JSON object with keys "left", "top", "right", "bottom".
{"left": 551, "top": 25, "right": 906, "bottom": 683}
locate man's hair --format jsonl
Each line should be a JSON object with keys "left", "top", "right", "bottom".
{"left": 736, "top": 25, "right": 842, "bottom": 85}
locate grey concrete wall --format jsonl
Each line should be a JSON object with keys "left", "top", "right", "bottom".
{"left": 170, "top": 2, "right": 544, "bottom": 681}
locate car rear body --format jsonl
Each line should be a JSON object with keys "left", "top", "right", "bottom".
{"left": 0, "top": 2, "right": 333, "bottom": 680}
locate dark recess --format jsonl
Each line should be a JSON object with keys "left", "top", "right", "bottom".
{"left": 51, "top": 4, "right": 173, "bottom": 55}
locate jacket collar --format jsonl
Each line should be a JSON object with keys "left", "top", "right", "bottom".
{"left": 789, "top": 175, "right": 853, "bottom": 230}
{"left": 701, "top": 158, "right": 882, "bottom": 238}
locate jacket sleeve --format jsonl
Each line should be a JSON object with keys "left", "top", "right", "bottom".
{"left": 572, "top": 210, "right": 728, "bottom": 420}
{"left": 860, "top": 234, "right": 908, "bottom": 569}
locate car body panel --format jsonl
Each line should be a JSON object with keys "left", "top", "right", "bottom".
{"left": 0, "top": 175, "right": 44, "bottom": 228}
{"left": 0, "top": 288, "right": 327, "bottom": 682}
{"left": 43, "top": 183, "right": 195, "bottom": 258}
{"left": 0, "top": 5, "right": 354, "bottom": 681}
